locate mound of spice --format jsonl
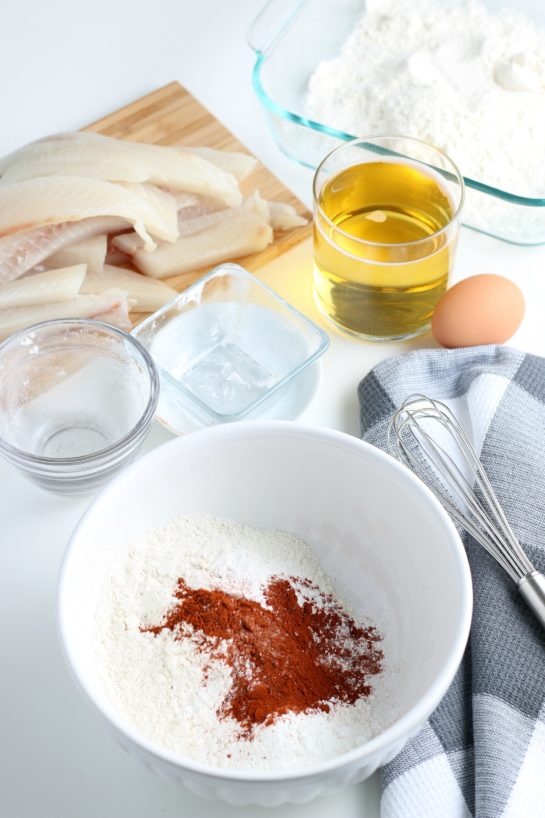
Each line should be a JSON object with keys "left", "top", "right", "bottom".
{"left": 142, "top": 574, "right": 383, "bottom": 738}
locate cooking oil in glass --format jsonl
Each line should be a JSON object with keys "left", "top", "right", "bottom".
{"left": 313, "top": 157, "right": 460, "bottom": 340}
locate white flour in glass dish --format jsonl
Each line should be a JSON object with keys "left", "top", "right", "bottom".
{"left": 306, "top": 0, "right": 545, "bottom": 196}
{"left": 94, "top": 513, "right": 393, "bottom": 771}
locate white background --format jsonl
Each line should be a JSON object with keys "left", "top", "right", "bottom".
{"left": 1, "top": 1, "right": 544, "bottom": 817}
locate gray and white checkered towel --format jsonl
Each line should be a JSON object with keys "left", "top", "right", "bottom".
{"left": 358, "top": 345, "right": 545, "bottom": 818}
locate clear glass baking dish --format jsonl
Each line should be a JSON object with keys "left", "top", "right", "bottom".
{"left": 248, "top": 0, "right": 545, "bottom": 245}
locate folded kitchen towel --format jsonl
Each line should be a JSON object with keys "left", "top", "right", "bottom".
{"left": 358, "top": 345, "right": 545, "bottom": 818}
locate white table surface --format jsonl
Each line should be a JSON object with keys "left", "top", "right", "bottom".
{"left": 1, "top": 2, "right": 544, "bottom": 817}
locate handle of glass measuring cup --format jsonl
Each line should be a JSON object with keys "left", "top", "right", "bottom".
{"left": 246, "top": 0, "right": 306, "bottom": 55}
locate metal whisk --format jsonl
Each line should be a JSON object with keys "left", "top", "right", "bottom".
{"left": 388, "top": 394, "right": 545, "bottom": 630}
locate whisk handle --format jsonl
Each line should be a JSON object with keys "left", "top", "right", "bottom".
{"left": 518, "top": 572, "right": 545, "bottom": 631}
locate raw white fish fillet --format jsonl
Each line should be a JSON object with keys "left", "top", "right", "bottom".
{"left": 112, "top": 192, "right": 305, "bottom": 261}
{"left": 171, "top": 208, "right": 231, "bottom": 239}
{"left": 0, "top": 216, "right": 128, "bottom": 284}
{"left": 45, "top": 234, "right": 107, "bottom": 273}
{"left": 169, "top": 191, "right": 221, "bottom": 215}
{"left": 111, "top": 233, "right": 145, "bottom": 256}
{"left": 104, "top": 247, "right": 132, "bottom": 268}
{"left": 130, "top": 207, "right": 273, "bottom": 279}
{"left": 0, "top": 131, "right": 90, "bottom": 174}
{"left": 82, "top": 265, "right": 176, "bottom": 312}
{"left": 0, "top": 132, "right": 242, "bottom": 208}
{"left": 176, "top": 194, "right": 223, "bottom": 220}
{"left": 0, "top": 176, "right": 178, "bottom": 248}
{"left": 170, "top": 191, "right": 199, "bottom": 209}
{"left": 112, "top": 207, "right": 231, "bottom": 255}
{"left": 182, "top": 146, "right": 257, "bottom": 182}
{"left": 244, "top": 191, "right": 271, "bottom": 223}
{"left": 93, "top": 299, "right": 132, "bottom": 333}
{"left": 245, "top": 191, "right": 308, "bottom": 230}
{"left": 0, "top": 265, "right": 86, "bottom": 308}
{"left": 0, "top": 288, "right": 131, "bottom": 340}
{"left": 0, "top": 132, "right": 257, "bottom": 180}
{"left": 113, "top": 190, "right": 273, "bottom": 257}
{"left": 267, "top": 200, "right": 308, "bottom": 230}
{"left": 121, "top": 183, "right": 178, "bottom": 247}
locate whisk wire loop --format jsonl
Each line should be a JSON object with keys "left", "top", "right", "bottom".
{"left": 388, "top": 394, "right": 534, "bottom": 583}
{"left": 401, "top": 422, "right": 526, "bottom": 580}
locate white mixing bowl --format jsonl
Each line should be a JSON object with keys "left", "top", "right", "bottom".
{"left": 58, "top": 422, "right": 472, "bottom": 806}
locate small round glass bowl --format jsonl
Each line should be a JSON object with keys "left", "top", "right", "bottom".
{"left": 0, "top": 319, "right": 159, "bottom": 495}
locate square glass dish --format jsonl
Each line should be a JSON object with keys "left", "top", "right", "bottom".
{"left": 132, "top": 264, "right": 329, "bottom": 434}
{"left": 248, "top": 0, "right": 545, "bottom": 245}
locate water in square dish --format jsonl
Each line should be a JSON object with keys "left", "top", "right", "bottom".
{"left": 132, "top": 264, "right": 329, "bottom": 433}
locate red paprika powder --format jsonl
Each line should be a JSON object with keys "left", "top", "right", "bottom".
{"left": 142, "top": 575, "right": 383, "bottom": 738}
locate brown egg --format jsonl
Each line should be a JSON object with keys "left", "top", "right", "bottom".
{"left": 431, "top": 274, "right": 525, "bottom": 348}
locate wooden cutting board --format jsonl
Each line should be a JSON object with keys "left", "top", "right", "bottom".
{"left": 84, "top": 81, "right": 311, "bottom": 297}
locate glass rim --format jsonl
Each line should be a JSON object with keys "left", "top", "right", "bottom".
{"left": 312, "top": 134, "right": 465, "bottom": 250}
{"left": 0, "top": 318, "right": 159, "bottom": 466}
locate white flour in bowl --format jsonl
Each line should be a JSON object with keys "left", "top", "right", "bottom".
{"left": 306, "top": 0, "right": 545, "bottom": 196}
{"left": 94, "top": 513, "right": 392, "bottom": 770}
